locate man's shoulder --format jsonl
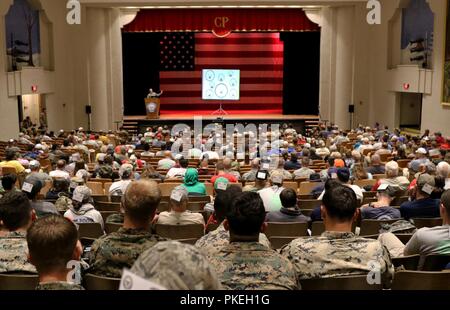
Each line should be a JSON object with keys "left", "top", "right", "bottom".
{"left": 36, "top": 281, "right": 84, "bottom": 290}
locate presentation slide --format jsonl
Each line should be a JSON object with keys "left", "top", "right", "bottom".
{"left": 202, "top": 69, "right": 240, "bottom": 100}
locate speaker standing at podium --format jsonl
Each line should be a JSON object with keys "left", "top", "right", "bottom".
{"left": 145, "top": 88, "right": 163, "bottom": 119}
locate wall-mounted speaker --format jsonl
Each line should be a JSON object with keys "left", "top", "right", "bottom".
{"left": 348, "top": 105, "right": 355, "bottom": 113}
{"left": 85, "top": 105, "right": 92, "bottom": 114}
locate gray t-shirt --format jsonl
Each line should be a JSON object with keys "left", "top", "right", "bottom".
{"left": 404, "top": 225, "right": 450, "bottom": 269}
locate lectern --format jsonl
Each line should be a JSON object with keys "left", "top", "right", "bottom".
{"left": 145, "top": 98, "right": 160, "bottom": 119}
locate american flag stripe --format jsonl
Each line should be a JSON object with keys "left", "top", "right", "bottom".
{"left": 160, "top": 32, "right": 284, "bottom": 113}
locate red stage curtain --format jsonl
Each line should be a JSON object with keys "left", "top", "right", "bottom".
{"left": 122, "top": 9, "right": 320, "bottom": 33}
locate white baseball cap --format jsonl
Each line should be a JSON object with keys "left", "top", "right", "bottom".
{"left": 416, "top": 147, "right": 427, "bottom": 155}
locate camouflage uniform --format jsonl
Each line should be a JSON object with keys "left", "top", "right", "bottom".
{"left": 131, "top": 240, "right": 221, "bottom": 290}
{"left": 36, "top": 281, "right": 85, "bottom": 290}
{"left": 0, "top": 231, "right": 36, "bottom": 274}
{"left": 195, "top": 222, "right": 271, "bottom": 255}
{"left": 105, "top": 213, "right": 124, "bottom": 224}
{"left": 207, "top": 241, "right": 299, "bottom": 290}
{"left": 87, "top": 228, "right": 166, "bottom": 278}
{"left": 280, "top": 231, "right": 394, "bottom": 287}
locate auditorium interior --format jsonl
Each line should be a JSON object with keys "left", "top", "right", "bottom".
{"left": 0, "top": 0, "right": 450, "bottom": 293}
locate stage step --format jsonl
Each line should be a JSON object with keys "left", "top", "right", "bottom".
{"left": 123, "top": 120, "right": 139, "bottom": 134}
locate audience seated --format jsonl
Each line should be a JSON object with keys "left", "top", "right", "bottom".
{"left": 129, "top": 241, "right": 221, "bottom": 290}
{"left": 242, "top": 159, "right": 260, "bottom": 181}
{"left": 27, "top": 215, "right": 84, "bottom": 290}
{"left": 0, "top": 191, "right": 36, "bottom": 273}
{"left": 400, "top": 173, "right": 440, "bottom": 220}
{"left": 317, "top": 168, "right": 364, "bottom": 202}
{"left": 293, "top": 157, "right": 315, "bottom": 179}
{"left": 367, "top": 154, "right": 386, "bottom": 175}
{"left": 280, "top": 184, "right": 394, "bottom": 287}
{"left": 266, "top": 188, "right": 310, "bottom": 223}
{"left": 196, "top": 186, "right": 270, "bottom": 254}
{"left": 0, "top": 149, "right": 25, "bottom": 174}
{"left": 360, "top": 185, "right": 401, "bottom": 220}
{"left": 1, "top": 174, "right": 19, "bottom": 195}
{"left": 25, "top": 160, "right": 51, "bottom": 187}
{"left": 372, "top": 161, "right": 410, "bottom": 191}
{"left": 210, "top": 162, "right": 238, "bottom": 184}
{"left": 64, "top": 186, "right": 104, "bottom": 229}
{"left": 283, "top": 153, "right": 301, "bottom": 171}
{"left": 379, "top": 190, "right": 450, "bottom": 268}
{"left": 157, "top": 151, "right": 176, "bottom": 170}
{"left": 206, "top": 192, "right": 299, "bottom": 290}
{"left": 45, "top": 179, "right": 71, "bottom": 200}
{"left": 109, "top": 164, "right": 133, "bottom": 196}
{"left": 88, "top": 180, "right": 166, "bottom": 278}
{"left": 243, "top": 170, "right": 268, "bottom": 192}
{"left": 23, "top": 179, "right": 58, "bottom": 217}
{"left": 156, "top": 186, "right": 205, "bottom": 225}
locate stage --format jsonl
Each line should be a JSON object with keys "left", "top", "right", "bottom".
{"left": 123, "top": 114, "right": 320, "bottom": 135}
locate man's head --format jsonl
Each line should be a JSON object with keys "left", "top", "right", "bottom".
{"left": 1, "top": 174, "right": 17, "bottom": 191}
{"left": 376, "top": 185, "right": 399, "bottom": 203}
{"left": 270, "top": 170, "right": 284, "bottom": 186}
{"left": 5, "top": 149, "right": 17, "bottom": 161}
{"left": 224, "top": 192, "right": 266, "bottom": 239}
{"left": 215, "top": 162, "right": 225, "bottom": 174}
{"left": 301, "top": 157, "right": 310, "bottom": 168}
{"left": 385, "top": 161, "right": 399, "bottom": 178}
{"left": 169, "top": 185, "right": 189, "bottom": 212}
{"left": 280, "top": 188, "right": 297, "bottom": 209}
{"left": 22, "top": 179, "right": 43, "bottom": 201}
{"left": 122, "top": 179, "right": 161, "bottom": 225}
{"left": 27, "top": 215, "right": 81, "bottom": 275}
{"left": 0, "top": 191, "right": 34, "bottom": 231}
{"left": 119, "top": 164, "right": 133, "bottom": 180}
{"left": 223, "top": 158, "right": 232, "bottom": 170}
{"left": 130, "top": 241, "right": 220, "bottom": 290}
{"left": 290, "top": 153, "right": 298, "bottom": 163}
{"left": 440, "top": 190, "right": 450, "bottom": 222}
{"left": 56, "top": 160, "right": 66, "bottom": 170}
{"left": 437, "top": 161, "right": 450, "bottom": 179}
{"left": 416, "top": 147, "right": 427, "bottom": 158}
{"left": 321, "top": 183, "right": 358, "bottom": 225}
{"left": 251, "top": 158, "right": 260, "bottom": 170}
{"left": 416, "top": 173, "right": 435, "bottom": 198}
{"left": 371, "top": 154, "right": 381, "bottom": 166}
{"left": 179, "top": 158, "right": 189, "bottom": 169}
{"left": 214, "top": 185, "right": 242, "bottom": 222}
{"left": 29, "top": 160, "right": 40, "bottom": 172}
{"left": 336, "top": 167, "right": 351, "bottom": 184}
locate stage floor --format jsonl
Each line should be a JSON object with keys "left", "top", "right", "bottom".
{"left": 124, "top": 114, "right": 319, "bottom": 121}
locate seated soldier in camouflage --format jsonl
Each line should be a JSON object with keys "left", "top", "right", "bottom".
{"left": 195, "top": 185, "right": 271, "bottom": 255}
{"left": 87, "top": 180, "right": 166, "bottom": 278}
{"left": 206, "top": 192, "right": 299, "bottom": 290}
{"left": 281, "top": 184, "right": 394, "bottom": 288}
{"left": 0, "top": 191, "right": 36, "bottom": 274}
{"left": 130, "top": 241, "right": 221, "bottom": 290}
{"left": 27, "top": 215, "right": 84, "bottom": 290}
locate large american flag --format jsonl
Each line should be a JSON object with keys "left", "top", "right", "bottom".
{"left": 159, "top": 32, "right": 284, "bottom": 114}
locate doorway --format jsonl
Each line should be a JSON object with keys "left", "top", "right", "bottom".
{"left": 398, "top": 92, "right": 422, "bottom": 131}
{"left": 21, "top": 94, "right": 47, "bottom": 129}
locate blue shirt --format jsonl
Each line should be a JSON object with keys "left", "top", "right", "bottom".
{"left": 400, "top": 198, "right": 440, "bottom": 220}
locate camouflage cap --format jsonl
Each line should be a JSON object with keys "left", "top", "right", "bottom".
{"left": 130, "top": 241, "right": 221, "bottom": 290}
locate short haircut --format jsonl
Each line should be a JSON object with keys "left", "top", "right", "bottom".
{"left": 0, "top": 191, "right": 32, "bottom": 231}
{"left": 144, "top": 143, "right": 150, "bottom": 151}
{"left": 337, "top": 168, "right": 350, "bottom": 183}
{"left": 27, "top": 215, "right": 78, "bottom": 273}
{"left": 322, "top": 184, "right": 358, "bottom": 221}
{"left": 5, "top": 150, "right": 16, "bottom": 161}
{"left": 280, "top": 188, "right": 297, "bottom": 209}
{"left": 214, "top": 185, "right": 242, "bottom": 222}
{"left": 290, "top": 153, "right": 298, "bottom": 162}
{"left": 226, "top": 192, "right": 265, "bottom": 236}
{"left": 179, "top": 158, "right": 189, "bottom": 168}
{"left": 441, "top": 190, "right": 450, "bottom": 215}
{"left": 1, "top": 174, "right": 17, "bottom": 191}
{"left": 122, "top": 180, "right": 161, "bottom": 221}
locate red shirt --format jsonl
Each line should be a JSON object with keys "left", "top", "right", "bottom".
{"left": 210, "top": 173, "right": 238, "bottom": 184}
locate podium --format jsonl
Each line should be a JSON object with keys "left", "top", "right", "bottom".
{"left": 145, "top": 98, "right": 160, "bottom": 119}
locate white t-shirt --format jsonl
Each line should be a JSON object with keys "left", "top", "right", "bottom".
{"left": 109, "top": 180, "right": 132, "bottom": 196}
{"left": 317, "top": 183, "right": 364, "bottom": 201}
{"left": 166, "top": 167, "right": 187, "bottom": 179}
{"left": 49, "top": 169, "right": 70, "bottom": 180}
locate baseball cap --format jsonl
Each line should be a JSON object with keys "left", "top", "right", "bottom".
{"left": 119, "top": 164, "right": 134, "bottom": 178}
{"left": 417, "top": 173, "right": 435, "bottom": 194}
{"left": 29, "top": 160, "right": 40, "bottom": 169}
{"left": 214, "top": 177, "right": 229, "bottom": 191}
{"left": 170, "top": 185, "right": 189, "bottom": 202}
{"left": 334, "top": 159, "right": 345, "bottom": 168}
{"left": 377, "top": 184, "right": 400, "bottom": 198}
{"left": 416, "top": 147, "right": 427, "bottom": 155}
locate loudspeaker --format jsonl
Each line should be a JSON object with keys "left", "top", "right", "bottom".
{"left": 85, "top": 105, "right": 92, "bottom": 114}
{"left": 348, "top": 105, "right": 355, "bottom": 113}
